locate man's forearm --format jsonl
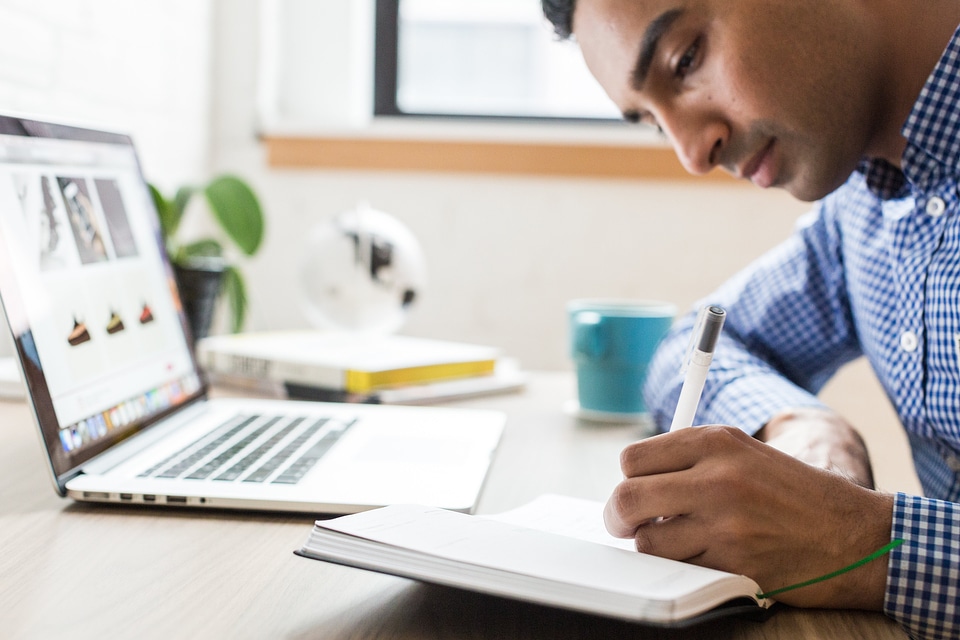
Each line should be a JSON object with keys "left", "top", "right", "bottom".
{"left": 756, "top": 407, "right": 876, "bottom": 489}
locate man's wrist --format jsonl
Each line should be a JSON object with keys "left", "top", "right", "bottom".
{"left": 765, "top": 470, "right": 895, "bottom": 610}
{"left": 754, "top": 407, "right": 892, "bottom": 610}
{"left": 814, "top": 488, "right": 895, "bottom": 610}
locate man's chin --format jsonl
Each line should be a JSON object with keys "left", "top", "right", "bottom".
{"left": 783, "top": 184, "right": 828, "bottom": 202}
{"left": 780, "top": 162, "right": 861, "bottom": 202}
{"left": 782, "top": 174, "right": 852, "bottom": 202}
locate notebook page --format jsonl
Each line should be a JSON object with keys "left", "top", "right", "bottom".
{"left": 315, "top": 502, "right": 753, "bottom": 603}
{"left": 481, "top": 494, "right": 636, "bottom": 550}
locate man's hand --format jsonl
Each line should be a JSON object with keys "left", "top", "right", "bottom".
{"left": 603, "top": 424, "right": 894, "bottom": 610}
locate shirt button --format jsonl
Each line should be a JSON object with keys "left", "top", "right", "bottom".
{"left": 926, "top": 197, "right": 946, "bottom": 217}
{"left": 900, "top": 331, "right": 919, "bottom": 352}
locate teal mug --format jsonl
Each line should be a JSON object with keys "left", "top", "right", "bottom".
{"left": 568, "top": 299, "right": 676, "bottom": 417}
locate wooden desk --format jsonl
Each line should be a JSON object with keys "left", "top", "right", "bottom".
{"left": 0, "top": 373, "right": 907, "bottom": 639}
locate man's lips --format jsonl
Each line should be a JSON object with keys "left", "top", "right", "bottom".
{"left": 739, "top": 139, "right": 777, "bottom": 188}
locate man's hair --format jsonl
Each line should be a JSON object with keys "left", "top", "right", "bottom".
{"left": 542, "top": 0, "right": 576, "bottom": 40}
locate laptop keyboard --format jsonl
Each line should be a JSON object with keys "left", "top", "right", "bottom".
{"left": 138, "top": 413, "right": 355, "bottom": 485}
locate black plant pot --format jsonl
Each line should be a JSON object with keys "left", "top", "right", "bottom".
{"left": 174, "top": 258, "right": 226, "bottom": 345}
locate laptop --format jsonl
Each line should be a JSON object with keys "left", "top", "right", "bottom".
{"left": 0, "top": 114, "right": 505, "bottom": 514}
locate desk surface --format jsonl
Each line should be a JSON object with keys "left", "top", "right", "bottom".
{"left": 0, "top": 372, "right": 907, "bottom": 639}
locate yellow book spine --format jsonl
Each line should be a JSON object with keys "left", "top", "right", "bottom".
{"left": 344, "top": 360, "right": 497, "bottom": 393}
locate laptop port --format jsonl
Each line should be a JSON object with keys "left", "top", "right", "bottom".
{"left": 166, "top": 495, "right": 188, "bottom": 504}
{"left": 82, "top": 491, "right": 110, "bottom": 500}
{"left": 119, "top": 493, "right": 133, "bottom": 501}
{"left": 142, "top": 494, "right": 156, "bottom": 502}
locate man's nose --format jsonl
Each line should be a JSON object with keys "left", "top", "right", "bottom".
{"left": 664, "top": 116, "right": 727, "bottom": 176}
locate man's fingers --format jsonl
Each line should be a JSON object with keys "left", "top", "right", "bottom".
{"left": 606, "top": 426, "right": 769, "bottom": 539}
{"left": 603, "top": 473, "right": 702, "bottom": 538}
{"left": 633, "top": 515, "right": 709, "bottom": 563}
{"left": 619, "top": 425, "right": 758, "bottom": 478}
{"left": 603, "top": 488, "right": 639, "bottom": 538}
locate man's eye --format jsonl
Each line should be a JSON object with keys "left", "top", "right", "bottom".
{"left": 674, "top": 37, "right": 701, "bottom": 79}
{"left": 638, "top": 114, "right": 664, "bottom": 136}
{"left": 624, "top": 111, "right": 664, "bottom": 136}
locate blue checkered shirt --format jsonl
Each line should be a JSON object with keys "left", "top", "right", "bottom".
{"left": 644, "top": 26, "right": 960, "bottom": 640}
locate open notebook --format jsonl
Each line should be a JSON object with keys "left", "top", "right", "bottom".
{"left": 297, "top": 494, "right": 775, "bottom": 626}
{"left": 0, "top": 113, "right": 504, "bottom": 513}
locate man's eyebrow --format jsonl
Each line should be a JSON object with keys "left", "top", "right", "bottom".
{"left": 631, "top": 8, "right": 685, "bottom": 91}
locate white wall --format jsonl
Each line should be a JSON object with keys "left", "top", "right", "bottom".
{"left": 238, "top": 170, "right": 808, "bottom": 368}
{"left": 0, "top": 0, "right": 213, "bottom": 190}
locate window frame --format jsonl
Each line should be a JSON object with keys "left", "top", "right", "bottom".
{"left": 372, "top": 0, "right": 617, "bottom": 123}
{"left": 373, "top": 0, "right": 402, "bottom": 117}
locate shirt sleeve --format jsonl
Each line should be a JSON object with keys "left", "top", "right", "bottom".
{"left": 643, "top": 200, "right": 863, "bottom": 434}
{"left": 886, "top": 493, "right": 960, "bottom": 639}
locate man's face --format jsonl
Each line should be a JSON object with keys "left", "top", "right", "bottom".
{"left": 573, "top": 0, "right": 885, "bottom": 201}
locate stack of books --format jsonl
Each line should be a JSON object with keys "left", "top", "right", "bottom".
{"left": 195, "top": 330, "right": 526, "bottom": 405}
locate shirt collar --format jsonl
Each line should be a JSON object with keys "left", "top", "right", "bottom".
{"left": 859, "top": 24, "right": 960, "bottom": 199}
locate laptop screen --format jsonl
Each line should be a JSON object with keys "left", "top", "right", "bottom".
{"left": 0, "top": 116, "right": 204, "bottom": 486}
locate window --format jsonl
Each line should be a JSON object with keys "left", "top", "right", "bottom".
{"left": 374, "top": 0, "right": 619, "bottom": 120}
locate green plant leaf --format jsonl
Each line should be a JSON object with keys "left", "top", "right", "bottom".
{"left": 174, "top": 186, "right": 197, "bottom": 227}
{"left": 204, "top": 175, "right": 264, "bottom": 256}
{"left": 180, "top": 239, "right": 224, "bottom": 258}
{"left": 150, "top": 174, "right": 261, "bottom": 333}
{"left": 222, "top": 265, "right": 248, "bottom": 332}
{"left": 148, "top": 184, "right": 176, "bottom": 241}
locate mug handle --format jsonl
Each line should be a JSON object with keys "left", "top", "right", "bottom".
{"left": 572, "top": 311, "right": 605, "bottom": 358}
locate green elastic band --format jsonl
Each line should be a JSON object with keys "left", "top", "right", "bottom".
{"left": 756, "top": 538, "right": 905, "bottom": 600}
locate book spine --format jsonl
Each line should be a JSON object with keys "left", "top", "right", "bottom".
{"left": 196, "top": 346, "right": 497, "bottom": 393}
{"left": 204, "top": 371, "right": 287, "bottom": 397}
{"left": 199, "top": 350, "right": 345, "bottom": 389}
{"left": 344, "top": 360, "right": 497, "bottom": 393}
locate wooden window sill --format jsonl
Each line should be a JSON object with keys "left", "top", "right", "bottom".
{"left": 263, "top": 134, "right": 737, "bottom": 183}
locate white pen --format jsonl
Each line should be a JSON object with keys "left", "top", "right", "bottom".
{"left": 669, "top": 305, "right": 726, "bottom": 431}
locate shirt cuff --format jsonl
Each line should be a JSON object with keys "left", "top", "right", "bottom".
{"left": 885, "top": 492, "right": 960, "bottom": 639}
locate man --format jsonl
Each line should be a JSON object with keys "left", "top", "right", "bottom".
{"left": 541, "top": 0, "right": 960, "bottom": 637}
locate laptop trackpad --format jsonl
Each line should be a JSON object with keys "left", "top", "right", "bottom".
{"left": 353, "top": 435, "right": 472, "bottom": 465}
{"left": 307, "top": 421, "right": 498, "bottom": 507}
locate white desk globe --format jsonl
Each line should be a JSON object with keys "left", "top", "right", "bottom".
{"left": 299, "top": 204, "right": 427, "bottom": 334}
